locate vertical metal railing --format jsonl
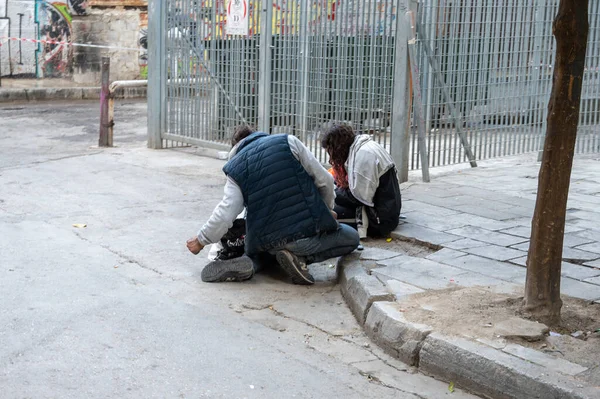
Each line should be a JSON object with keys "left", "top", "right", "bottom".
{"left": 150, "top": 0, "right": 600, "bottom": 169}
{"left": 414, "top": 0, "right": 600, "bottom": 168}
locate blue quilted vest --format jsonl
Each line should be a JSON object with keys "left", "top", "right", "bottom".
{"left": 223, "top": 133, "right": 338, "bottom": 257}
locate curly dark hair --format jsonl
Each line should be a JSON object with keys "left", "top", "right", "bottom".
{"left": 320, "top": 124, "right": 356, "bottom": 167}
{"left": 231, "top": 125, "right": 256, "bottom": 147}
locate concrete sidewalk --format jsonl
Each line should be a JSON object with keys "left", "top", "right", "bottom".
{"left": 0, "top": 78, "right": 146, "bottom": 102}
{"left": 395, "top": 153, "right": 600, "bottom": 302}
{"left": 339, "top": 153, "right": 600, "bottom": 399}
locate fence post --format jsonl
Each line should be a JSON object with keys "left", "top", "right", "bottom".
{"left": 99, "top": 57, "right": 111, "bottom": 147}
{"left": 390, "top": 0, "right": 415, "bottom": 183}
{"left": 147, "top": 0, "right": 164, "bottom": 149}
{"left": 297, "top": 0, "right": 310, "bottom": 139}
{"left": 257, "top": 2, "right": 274, "bottom": 132}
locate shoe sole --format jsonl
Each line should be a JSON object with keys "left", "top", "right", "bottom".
{"left": 275, "top": 251, "right": 314, "bottom": 285}
{"left": 201, "top": 257, "right": 254, "bottom": 283}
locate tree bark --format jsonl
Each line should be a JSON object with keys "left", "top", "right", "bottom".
{"left": 524, "top": 0, "right": 589, "bottom": 325}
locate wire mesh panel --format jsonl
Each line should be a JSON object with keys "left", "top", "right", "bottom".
{"left": 163, "top": 0, "right": 260, "bottom": 148}
{"left": 154, "top": 0, "right": 599, "bottom": 168}
{"left": 268, "top": 0, "right": 398, "bottom": 163}
{"left": 415, "top": 0, "right": 600, "bottom": 169}
{"left": 577, "top": 0, "right": 600, "bottom": 154}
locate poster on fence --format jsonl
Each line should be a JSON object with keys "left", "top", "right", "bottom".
{"left": 226, "top": 0, "right": 249, "bottom": 36}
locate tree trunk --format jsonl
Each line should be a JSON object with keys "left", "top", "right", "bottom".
{"left": 524, "top": 0, "right": 589, "bottom": 325}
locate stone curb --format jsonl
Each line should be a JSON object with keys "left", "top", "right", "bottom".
{"left": 364, "top": 301, "right": 432, "bottom": 366}
{"left": 420, "top": 333, "right": 596, "bottom": 399}
{"left": 337, "top": 256, "right": 600, "bottom": 399}
{"left": 0, "top": 87, "right": 146, "bottom": 103}
{"left": 338, "top": 258, "right": 394, "bottom": 325}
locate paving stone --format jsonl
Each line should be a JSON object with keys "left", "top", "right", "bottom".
{"left": 376, "top": 257, "right": 465, "bottom": 276}
{"left": 567, "top": 218, "right": 600, "bottom": 234}
{"left": 393, "top": 212, "right": 468, "bottom": 231}
{"left": 562, "top": 246, "right": 600, "bottom": 262}
{"left": 446, "top": 226, "right": 528, "bottom": 246}
{"left": 441, "top": 254, "right": 527, "bottom": 282}
{"left": 511, "top": 242, "right": 530, "bottom": 251}
{"left": 359, "top": 247, "right": 404, "bottom": 261}
{"left": 509, "top": 255, "right": 528, "bottom": 266}
{"left": 463, "top": 244, "right": 527, "bottom": 261}
{"left": 574, "top": 242, "right": 600, "bottom": 255}
{"left": 560, "top": 262, "right": 600, "bottom": 280}
{"left": 391, "top": 223, "right": 461, "bottom": 246}
{"left": 584, "top": 259, "right": 600, "bottom": 267}
{"left": 400, "top": 200, "right": 460, "bottom": 216}
{"left": 420, "top": 333, "right": 595, "bottom": 399}
{"left": 364, "top": 301, "right": 433, "bottom": 366}
{"left": 411, "top": 195, "right": 473, "bottom": 209}
{"left": 512, "top": 242, "right": 600, "bottom": 261}
{"left": 375, "top": 256, "right": 415, "bottom": 268}
{"left": 583, "top": 276, "right": 600, "bottom": 286}
{"left": 499, "top": 226, "right": 533, "bottom": 238}
{"left": 444, "top": 238, "right": 490, "bottom": 250}
{"left": 426, "top": 248, "right": 468, "bottom": 263}
{"left": 512, "top": 235, "right": 595, "bottom": 249}
{"left": 494, "top": 317, "right": 549, "bottom": 341}
{"left": 459, "top": 214, "right": 525, "bottom": 231}
{"left": 452, "top": 205, "right": 522, "bottom": 221}
{"left": 574, "top": 230, "right": 600, "bottom": 242}
{"left": 560, "top": 277, "right": 600, "bottom": 301}
{"left": 502, "top": 344, "right": 588, "bottom": 376}
{"left": 403, "top": 184, "right": 459, "bottom": 199}
{"left": 384, "top": 279, "right": 425, "bottom": 299}
{"left": 563, "top": 235, "right": 596, "bottom": 248}
{"left": 372, "top": 263, "right": 467, "bottom": 290}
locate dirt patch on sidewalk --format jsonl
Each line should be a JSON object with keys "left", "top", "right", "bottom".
{"left": 397, "top": 287, "right": 600, "bottom": 382}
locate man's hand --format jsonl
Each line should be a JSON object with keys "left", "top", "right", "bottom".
{"left": 331, "top": 210, "right": 338, "bottom": 219}
{"left": 186, "top": 237, "right": 204, "bottom": 255}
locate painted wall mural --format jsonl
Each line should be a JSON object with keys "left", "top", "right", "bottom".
{"left": 1, "top": 0, "right": 151, "bottom": 80}
{"left": 0, "top": 0, "right": 88, "bottom": 78}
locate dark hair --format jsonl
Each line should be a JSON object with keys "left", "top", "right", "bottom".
{"left": 231, "top": 125, "right": 255, "bottom": 147}
{"left": 321, "top": 124, "right": 356, "bottom": 167}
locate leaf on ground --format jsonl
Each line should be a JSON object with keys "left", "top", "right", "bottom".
{"left": 386, "top": 237, "right": 392, "bottom": 242}
{"left": 72, "top": 223, "right": 87, "bottom": 228}
{"left": 448, "top": 382, "right": 455, "bottom": 393}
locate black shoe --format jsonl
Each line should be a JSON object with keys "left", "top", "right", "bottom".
{"left": 201, "top": 256, "right": 254, "bottom": 283}
{"left": 275, "top": 250, "right": 314, "bottom": 285}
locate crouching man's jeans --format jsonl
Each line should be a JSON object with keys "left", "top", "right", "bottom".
{"left": 274, "top": 224, "right": 360, "bottom": 264}
{"left": 250, "top": 224, "right": 360, "bottom": 271}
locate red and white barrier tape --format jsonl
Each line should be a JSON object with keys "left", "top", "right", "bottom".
{"left": 0, "top": 36, "right": 143, "bottom": 52}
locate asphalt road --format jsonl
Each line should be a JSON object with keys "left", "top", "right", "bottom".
{"left": 0, "top": 100, "right": 479, "bottom": 399}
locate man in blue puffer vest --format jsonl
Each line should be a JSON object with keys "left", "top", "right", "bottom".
{"left": 187, "top": 127, "right": 360, "bottom": 285}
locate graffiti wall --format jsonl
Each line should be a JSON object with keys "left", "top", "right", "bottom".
{"left": 1, "top": 0, "right": 148, "bottom": 80}
{"left": 0, "top": 0, "right": 88, "bottom": 78}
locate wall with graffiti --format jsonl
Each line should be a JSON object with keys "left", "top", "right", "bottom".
{"left": 0, "top": 0, "right": 88, "bottom": 78}
{"left": 1, "top": 0, "right": 148, "bottom": 80}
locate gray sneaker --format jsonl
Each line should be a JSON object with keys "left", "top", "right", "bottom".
{"left": 201, "top": 256, "right": 254, "bottom": 283}
{"left": 275, "top": 250, "right": 314, "bottom": 285}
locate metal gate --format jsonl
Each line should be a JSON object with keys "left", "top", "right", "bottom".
{"left": 148, "top": 0, "right": 402, "bottom": 158}
{"left": 147, "top": 0, "right": 600, "bottom": 174}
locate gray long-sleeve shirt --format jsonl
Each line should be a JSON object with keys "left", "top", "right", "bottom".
{"left": 197, "top": 135, "right": 335, "bottom": 246}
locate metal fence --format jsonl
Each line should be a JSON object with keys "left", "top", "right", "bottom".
{"left": 148, "top": 0, "right": 600, "bottom": 175}
{"left": 415, "top": 0, "right": 600, "bottom": 169}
